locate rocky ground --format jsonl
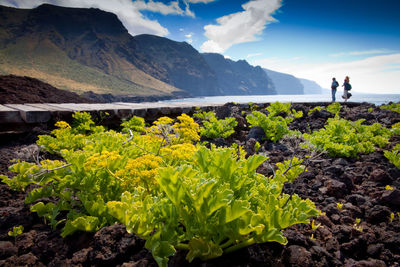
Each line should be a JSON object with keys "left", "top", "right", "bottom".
{"left": 0, "top": 102, "right": 400, "bottom": 267}
{"left": 0, "top": 74, "right": 188, "bottom": 104}
{"left": 0, "top": 75, "right": 94, "bottom": 104}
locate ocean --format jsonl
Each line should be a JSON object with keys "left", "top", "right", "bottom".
{"left": 162, "top": 93, "right": 400, "bottom": 106}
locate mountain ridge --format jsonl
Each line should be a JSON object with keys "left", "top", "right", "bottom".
{"left": 0, "top": 4, "right": 321, "bottom": 99}
{"left": 203, "top": 53, "right": 276, "bottom": 95}
{"left": 0, "top": 4, "right": 182, "bottom": 97}
{"left": 263, "top": 68, "right": 303, "bottom": 95}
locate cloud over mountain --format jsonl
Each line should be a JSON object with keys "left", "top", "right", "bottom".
{"left": 201, "top": 0, "right": 282, "bottom": 53}
{"left": 0, "top": 0, "right": 198, "bottom": 36}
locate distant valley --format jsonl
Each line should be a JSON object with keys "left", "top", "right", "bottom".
{"left": 0, "top": 4, "right": 323, "bottom": 101}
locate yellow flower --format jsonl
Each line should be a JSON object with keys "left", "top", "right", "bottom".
{"left": 149, "top": 116, "right": 174, "bottom": 138}
{"left": 173, "top": 114, "right": 200, "bottom": 143}
{"left": 55, "top": 121, "right": 71, "bottom": 129}
{"left": 160, "top": 143, "right": 197, "bottom": 164}
{"left": 84, "top": 151, "right": 122, "bottom": 170}
{"left": 385, "top": 185, "right": 394, "bottom": 191}
{"left": 154, "top": 116, "right": 174, "bottom": 125}
{"left": 116, "top": 154, "right": 163, "bottom": 192}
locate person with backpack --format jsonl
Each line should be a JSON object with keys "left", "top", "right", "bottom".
{"left": 342, "top": 76, "right": 352, "bottom": 102}
{"left": 331, "top": 77, "right": 339, "bottom": 102}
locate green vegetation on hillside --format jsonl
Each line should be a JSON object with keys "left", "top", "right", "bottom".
{"left": 0, "top": 40, "right": 179, "bottom": 96}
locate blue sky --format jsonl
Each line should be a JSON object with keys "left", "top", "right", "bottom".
{"left": 1, "top": 0, "right": 400, "bottom": 93}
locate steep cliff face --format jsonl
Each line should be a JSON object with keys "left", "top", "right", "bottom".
{"left": 203, "top": 53, "right": 276, "bottom": 95}
{"left": 132, "top": 34, "right": 221, "bottom": 96}
{"left": 263, "top": 68, "right": 304, "bottom": 95}
{"left": 0, "top": 4, "right": 180, "bottom": 96}
{"left": 299, "top": 78, "right": 323, "bottom": 94}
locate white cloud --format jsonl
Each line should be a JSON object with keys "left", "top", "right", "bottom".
{"left": 0, "top": 0, "right": 197, "bottom": 36}
{"left": 188, "top": 0, "right": 217, "bottom": 3}
{"left": 200, "top": 0, "right": 282, "bottom": 53}
{"left": 184, "top": 33, "right": 194, "bottom": 44}
{"left": 132, "top": 0, "right": 193, "bottom": 17}
{"left": 182, "top": 0, "right": 195, "bottom": 17}
{"left": 331, "top": 49, "right": 396, "bottom": 57}
{"left": 247, "top": 52, "right": 263, "bottom": 58}
{"left": 251, "top": 53, "right": 400, "bottom": 94}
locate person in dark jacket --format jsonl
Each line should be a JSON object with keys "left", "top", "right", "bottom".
{"left": 331, "top": 77, "right": 339, "bottom": 102}
{"left": 342, "top": 76, "right": 352, "bottom": 102}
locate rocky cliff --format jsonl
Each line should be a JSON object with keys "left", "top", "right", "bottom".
{"left": 203, "top": 53, "right": 276, "bottom": 95}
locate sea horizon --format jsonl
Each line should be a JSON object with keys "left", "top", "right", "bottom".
{"left": 161, "top": 93, "right": 400, "bottom": 106}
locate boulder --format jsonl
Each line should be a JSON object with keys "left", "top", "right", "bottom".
{"left": 325, "top": 179, "right": 348, "bottom": 198}
{"left": 246, "top": 126, "right": 265, "bottom": 142}
{"left": 381, "top": 189, "right": 400, "bottom": 207}
{"left": 285, "top": 245, "right": 313, "bottom": 267}
{"left": 370, "top": 169, "right": 392, "bottom": 184}
{"left": 365, "top": 205, "right": 391, "bottom": 224}
{"left": 0, "top": 241, "right": 17, "bottom": 259}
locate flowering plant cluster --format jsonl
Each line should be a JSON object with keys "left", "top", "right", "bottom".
{"left": 5, "top": 102, "right": 399, "bottom": 266}
{"left": 1, "top": 111, "right": 319, "bottom": 266}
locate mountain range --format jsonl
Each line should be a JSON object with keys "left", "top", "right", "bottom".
{"left": 0, "top": 4, "right": 322, "bottom": 101}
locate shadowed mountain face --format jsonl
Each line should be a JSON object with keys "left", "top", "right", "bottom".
{"left": 263, "top": 68, "right": 304, "bottom": 95}
{"left": 202, "top": 53, "right": 276, "bottom": 95}
{"left": 132, "top": 34, "right": 222, "bottom": 96}
{"left": 0, "top": 4, "right": 281, "bottom": 98}
{"left": 0, "top": 4, "right": 180, "bottom": 96}
{"left": 299, "top": 78, "right": 323, "bottom": 94}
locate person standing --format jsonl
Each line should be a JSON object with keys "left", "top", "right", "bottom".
{"left": 331, "top": 77, "right": 339, "bottom": 102}
{"left": 342, "top": 76, "right": 352, "bottom": 102}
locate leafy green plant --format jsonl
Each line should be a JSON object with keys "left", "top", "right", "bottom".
{"left": 121, "top": 115, "right": 146, "bottom": 134}
{"left": 246, "top": 102, "right": 303, "bottom": 143}
{"left": 308, "top": 103, "right": 340, "bottom": 116}
{"left": 1, "top": 111, "right": 319, "bottom": 267}
{"left": 385, "top": 144, "right": 400, "bottom": 169}
{"left": 380, "top": 102, "right": 400, "bottom": 114}
{"left": 8, "top": 225, "right": 24, "bottom": 242}
{"left": 36, "top": 112, "right": 104, "bottom": 154}
{"left": 390, "top": 212, "right": 395, "bottom": 223}
{"left": 311, "top": 219, "right": 321, "bottom": 230}
{"left": 391, "top": 122, "right": 400, "bottom": 136}
{"left": 254, "top": 141, "right": 261, "bottom": 152}
{"left": 108, "top": 146, "right": 319, "bottom": 266}
{"left": 194, "top": 111, "right": 237, "bottom": 139}
{"left": 303, "top": 117, "right": 392, "bottom": 157}
{"left": 308, "top": 106, "right": 322, "bottom": 115}
{"left": 326, "top": 102, "right": 341, "bottom": 115}
{"left": 0, "top": 112, "right": 200, "bottom": 237}
{"left": 353, "top": 218, "right": 363, "bottom": 232}
{"left": 248, "top": 102, "right": 259, "bottom": 112}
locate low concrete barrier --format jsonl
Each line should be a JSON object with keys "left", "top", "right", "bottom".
{"left": 0, "top": 101, "right": 365, "bottom": 134}
{"left": 0, "top": 102, "right": 225, "bottom": 134}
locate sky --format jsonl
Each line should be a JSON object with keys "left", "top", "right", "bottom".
{"left": 1, "top": 0, "right": 400, "bottom": 94}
